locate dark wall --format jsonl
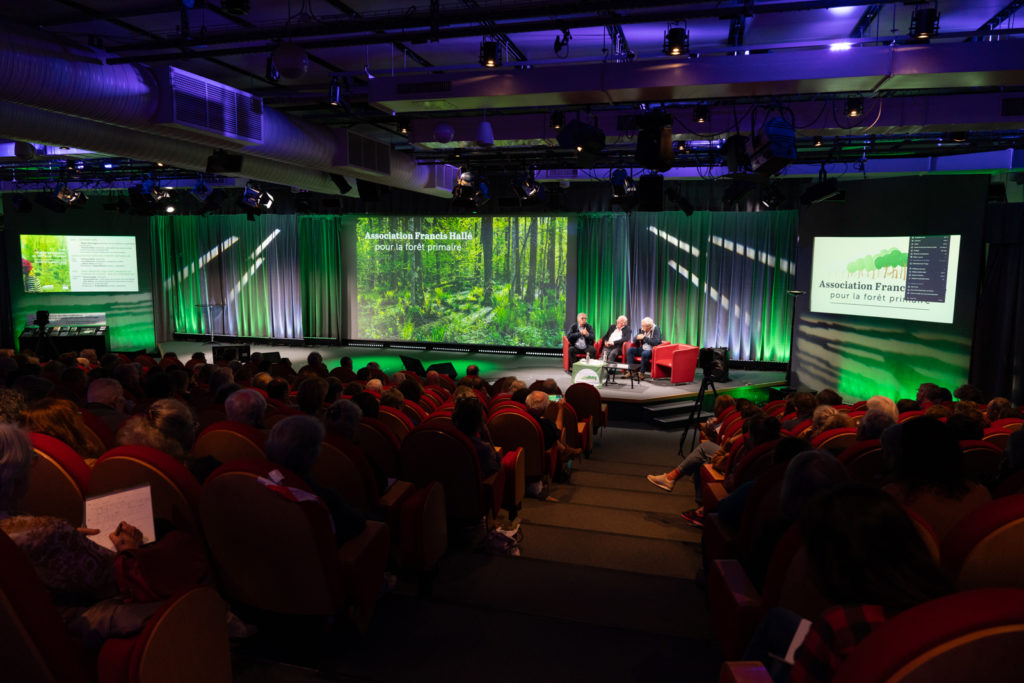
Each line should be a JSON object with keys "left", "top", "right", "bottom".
{"left": 3, "top": 197, "right": 156, "bottom": 353}
{"left": 789, "top": 175, "right": 988, "bottom": 400}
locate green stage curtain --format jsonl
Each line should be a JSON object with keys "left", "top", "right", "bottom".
{"left": 577, "top": 211, "right": 797, "bottom": 362}
{"left": 299, "top": 215, "right": 345, "bottom": 341}
{"left": 151, "top": 214, "right": 304, "bottom": 340}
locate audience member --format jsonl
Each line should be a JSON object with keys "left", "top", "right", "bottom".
{"left": 224, "top": 389, "right": 266, "bottom": 428}
{"left": 365, "top": 378, "right": 384, "bottom": 394}
{"left": 865, "top": 395, "right": 899, "bottom": 422}
{"left": 117, "top": 399, "right": 197, "bottom": 462}
{"left": 781, "top": 392, "right": 816, "bottom": 431}
{"left": 23, "top": 397, "right": 106, "bottom": 461}
{"left": 452, "top": 395, "right": 500, "bottom": 477}
{"left": 350, "top": 392, "right": 380, "bottom": 419}
{"left": 296, "top": 377, "right": 329, "bottom": 416}
{"left": 896, "top": 398, "right": 921, "bottom": 413}
{"left": 945, "top": 413, "right": 984, "bottom": 441}
{"left": 305, "top": 351, "right": 329, "bottom": 378}
{"left": 954, "top": 383, "right": 984, "bottom": 403}
{"left": 815, "top": 389, "right": 842, "bottom": 406}
{"left": 380, "top": 387, "right": 405, "bottom": 409}
{"left": 802, "top": 405, "right": 838, "bottom": 440}
{"left": 856, "top": 408, "right": 895, "bottom": 440}
{"left": 0, "top": 388, "right": 25, "bottom": 424}
{"left": 882, "top": 417, "right": 991, "bottom": 541}
{"left": 85, "top": 378, "right": 129, "bottom": 434}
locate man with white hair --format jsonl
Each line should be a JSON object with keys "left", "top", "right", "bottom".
{"left": 625, "top": 317, "right": 662, "bottom": 380}
{"left": 225, "top": 389, "right": 267, "bottom": 428}
{"left": 600, "top": 315, "right": 632, "bottom": 364}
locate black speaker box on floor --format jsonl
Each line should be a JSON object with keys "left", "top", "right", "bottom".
{"left": 699, "top": 346, "right": 730, "bottom": 382}
{"left": 400, "top": 355, "right": 427, "bottom": 377}
{"left": 426, "top": 362, "right": 458, "bottom": 379}
{"left": 213, "top": 344, "right": 250, "bottom": 362}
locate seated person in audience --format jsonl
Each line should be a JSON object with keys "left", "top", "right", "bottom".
{"left": 324, "top": 399, "right": 387, "bottom": 494}
{"left": 23, "top": 397, "right": 106, "bottom": 461}
{"left": 801, "top": 405, "right": 837, "bottom": 440}
{"left": 452, "top": 395, "right": 500, "bottom": 478}
{"left": 342, "top": 380, "right": 363, "bottom": 397}
{"left": 424, "top": 370, "right": 442, "bottom": 387}
{"left": 566, "top": 312, "right": 597, "bottom": 360}
{"left": 815, "top": 388, "right": 842, "bottom": 406}
{"left": 185, "top": 352, "right": 206, "bottom": 370}
{"left": 0, "top": 423, "right": 179, "bottom": 645}
{"left": 882, "top": 416, "right": 991, "bottom": 542}
{"left": 865, "top": 395, "right": 898, "bottom": 422}
{"left": 625, "top": 317, "right": 661, "bottom": 379}
{"left": 896, "top": 398, "right": 921, "bottom": 413}
{"left": 85, "top": 378, "right": 129, "bottom": 435}
{"left": 697, "top": 394, "right": 736, "bottom": 444}
{"left": 924, "top": 403, "right": 952, "bottom": 419}
{"left": 816, "top": 411, "right": 854, "bottom": 437}
{"left": 0, "top": 388, "right": 26, "bottom": 424}
{"left": 398, "top": 377, "right": 424, "bottom": 404}
{"left": 117, "top": 399, "right": 197, "bottom": 465}
{"left": 304, "top": 351, "right": 329, "bottom": 378}
{"left": 524, "top": 391, "right": 580, "bottom": 460}
{"left": 380, "top": 388, "right": 405, "bottom": 410}
{"left": 647, "top": 398, "right": 757, "bottom": 493}
{"left": 994, "top": 429, "right": 1024, "bottom": 490}
{"left": 365, "top": 378, "right": 384, "bottom": 394}
{"left": 224, "top": 389, "right": 267, "bottom": 429}
{"left": 351, "top": 391, "right": 380, "bottom": 419}
{"left": 324, "top": 377, "right": 344, "bottom": 404}
{"left": 986, "top": 396, "right": 1021, "bottom": 424}
{"left": 945, "top": 413, "right": 984, "bottom": 441}
{"left": 264, "top": 415, "right": 366, "bottom": 545}
{"left": 600, "top": 315, "right": 631, "bottom": 364}
{"left": 265, "top": 377, "right": 290, "bottom": 405}
{"left": 296, "top": 377, "right": 329, "bottom": 417}
{"left": 954, "top": 383, "right": 984, "bottom": 403}
{"left": 744, "top": 484, "right": 952, "bottom": 682}
{"left": 915, "top": 382, "right": 945, "bottom": 408}
{"left": 855, "top": 409, "right": 895, "bottom": 441}
{"left": 251, "top": 371, "right": 273, "bottom": 393}
{"left": 781, "top": 392, "right": 816, "bottom": 432}
{"left": 113, "top": 363, "right": 145, "bottom": 403}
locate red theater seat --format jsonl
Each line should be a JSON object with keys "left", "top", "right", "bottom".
{"left": 942, "top": 494, "right": 1024, "bottom": 591}
{"left": 192, "top": 420, "right": 267, "bottom": 464}
{"left": 651, "top": 343, "right": 699, "bottom": 384}
{"left": 19, "top": 432, "right": 92, "bottom": 527}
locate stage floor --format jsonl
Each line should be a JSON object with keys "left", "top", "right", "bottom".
{"left": 157, "top": 340, "right": 786, "bottom": 407}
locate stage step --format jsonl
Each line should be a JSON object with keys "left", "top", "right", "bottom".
{"left": 644, "top": 400, "right": 713, "bottom": 430}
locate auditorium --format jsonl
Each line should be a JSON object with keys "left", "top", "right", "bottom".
{"left": 1, "top": 2, "right": 1024, "bottom": 681}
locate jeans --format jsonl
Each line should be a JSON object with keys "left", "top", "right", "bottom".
{"left": 676, "top": 440, "right": 718, "bottom": 505}
{"left": 627, "top": 346, "right": 653, "bottom": 372}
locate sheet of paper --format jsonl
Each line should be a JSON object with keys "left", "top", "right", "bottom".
{"left": 84, "top": 483, "right": 156, "bottom": 551}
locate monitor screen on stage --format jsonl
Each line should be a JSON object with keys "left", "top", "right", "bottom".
{"left": 19, "top": 234, "right": 139, "bottom": 293}
{"left": 809, "top": 234, "right": 961, "bottom": 324}
{"left": 355, "top": 216, "right": 568, "bottom": 346}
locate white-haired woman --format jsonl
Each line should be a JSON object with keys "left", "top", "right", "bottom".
{"left": 625, "top": 317, "right": 661, "bottom": 379}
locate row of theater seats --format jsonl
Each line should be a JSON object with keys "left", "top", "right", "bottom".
{"left": 700, "top": 402, "right": 1024, "bottom": 680}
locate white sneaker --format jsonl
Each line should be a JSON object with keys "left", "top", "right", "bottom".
{"left": 647, "top": 473, "right": 676, "bottom": 492}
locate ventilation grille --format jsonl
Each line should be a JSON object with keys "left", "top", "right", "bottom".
{"left": 538, "top": 168, "right": 581, "bottom": 179}
{"left": 396, "top": 80, "right": 453, "bottom": 95}
{"left": 155, "top": 66, "right": 263, "bottom": 145}
{"left": 426, "top": 164, "right": 461, "bottom": 191}
{"left": 348, "top": 133, "right": 391, "bottom": 174}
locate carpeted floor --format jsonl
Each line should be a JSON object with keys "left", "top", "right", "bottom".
{"left": 232, "top": 425, "right": 721, "bottom": 682}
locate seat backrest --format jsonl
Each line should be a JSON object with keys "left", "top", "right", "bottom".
{"left": 0, "top": 529, "right": 90, "bottom": 683}
{"left": 958, "top": 440, "right": 1004, "bottom": 486}
{"left": 727, "top": 439, "right": 780, "bottom": 489}
{"left": 811, "top": 427, "right": 859, "bottom": 455}
{"left": 399, "top": 423, "right": 488, "bottom": 520}
{"left": 838, "top": 439, "right": 886, "bottom": 484}
{"left": 761, "top": 400, "right": 786, "bottom": 417}
{"left": 80, "top": 409, "right": 117, "bottom": 450}
{"left": 200, "top": 462, "right": 340, "bottom": 615}
{"left": 354, "top": 418, "right": 401, "bottom": 478}
{"left": 401, "top": 400, "right": 428, "bottom": 423}
{"left": 899, "top": 409, "right": 926, "bottom": 423}
{"left": 991, "top": 418, "right": 1024, "bottom": 433}
{"left": 378, "top": 406, "right": 414, "bottom": 442}
{"left": 312, "top": 436, "right": 378, "bottom": 513}
{"left": 981, "top": 430, "right": 1010, "bottom": 449}
{"left": 564, "top": 382, "right": 603, "bottom": 427}
{"left": 941, "top": 494, "right": 1024, "bottom": 591}
{"left": 18, "top": 432, "right": 92, "bottom": 527}
{"left": 192, "top": 421, "right": 267, "bottom": 464}
{"left": 833, "top": 589, "right": 1024, "bottom": 683}
{"left": 91, "top": 445, "right": 202, "bottom": 536}
{"left": 487, "top": 408, "right": 548, "bottom": 479}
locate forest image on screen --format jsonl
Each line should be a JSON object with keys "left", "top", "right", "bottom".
{"left": 356, "top": 216, "right": 568, "bottom": 346}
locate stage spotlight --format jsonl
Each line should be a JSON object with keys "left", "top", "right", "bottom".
{"left": 556, "top": 119, "right": 606, "bottom": 157}
{"left": 397, "top": 118, "right": 410, "bottom": 135}
{"left": 513, "top": 174, "right": 545, "bottom": 202}
{"left": 760, "top": 184, "right": 784, "bottom": 210}
{"left": 693, "top": 104, "right": 710, "bottom": 124}
{"left": 550, "top": 111, "right": 565, "bottom": 130}
{"left": 663, "top": 26, "right": 689, "bottom": 56}
{"left": 240, "top": 182, "right": 273, "bottom": 211}
{"left": 329, "top": 76, "right": 342, "bottom": 106}
{"left": 610, "top": 168, "right": 636, "bottom": 199}
{"left": 191, "top": 179, "right": 214, "bottom": 202}
{"left": 480, "top": 39, "right": 501, "bottom": 68}
{"left": 56, "top": 185, "right": 86, "bottom": 205}
{"left": 910, "top": 7, "right": 939, "bottom": 41}
{"left": 801, "top": 174, "right": 842, "bottom": 205}
{"left": 813, "top": 135, "right": 823, "bottom": 148}
{"left": 950, "top": 131, "right": 969, "bottom": 143}
{"left": 453, "top": 169, "right": 491, "bottom": 208}
{"left": 844, "top": 96, "right": 863, "bottom": 118}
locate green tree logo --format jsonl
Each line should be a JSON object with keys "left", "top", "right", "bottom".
{"left": 846, "top": 248, "right": 907, "bottom": 279}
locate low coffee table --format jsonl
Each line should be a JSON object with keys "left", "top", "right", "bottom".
{"left": 604, "top": 362, "right": 643, "bottom": 388}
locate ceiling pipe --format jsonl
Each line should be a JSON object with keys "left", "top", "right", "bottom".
{"left": 0, "top": 27, "right": 435, "bottom": 195}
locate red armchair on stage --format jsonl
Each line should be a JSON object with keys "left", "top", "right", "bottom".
{"left": 651, "top": 343, "right": 700, "bottom": 384}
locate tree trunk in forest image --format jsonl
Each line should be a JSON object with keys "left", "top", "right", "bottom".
{"left": 544, "top": 217, "right": 556, "bottom": 289}
{"left": 511, "top": 217, "right": 520, "bottom": 297}
{"left": 524, "top": 216, "right": 538, "bottom": 304}
{"left": 412, "top": 216, "right": 423, "bottom": 308}
{"left": 482, "top": 216, "right": 493, "bottom": 305}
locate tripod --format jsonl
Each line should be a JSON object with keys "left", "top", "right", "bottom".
{"left": 30, "top": 324, "right": 59, "bottom": 362}
{"left": 677, "top": 373, "right": 717, "bottom": 456}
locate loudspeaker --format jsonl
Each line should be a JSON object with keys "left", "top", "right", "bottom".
{"left": 699, "top": 346, "right": 730, "bottom": 382}
{"left": 261, "top": 351, "right": 281, "bottom": 362}
{"left": 635, "top": 124, "right": 673, "bottom": 172}
{"left": 400, "top": 355, "right": 427, "bottom": 377}
{"left": 213, "top": 344, "right": 250, "bottom": 362}
{"left": 427, "top": 362, "right": 458, "bottom": 379}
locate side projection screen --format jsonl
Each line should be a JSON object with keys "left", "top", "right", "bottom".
{"left": 809, "top": 234, "right": 961, "bottom": 324}
{"left": 20, "top": 234, "right": 139, "bottom": 293}
{"left": 356, "top": 216, "right": 568, "bottom": 347}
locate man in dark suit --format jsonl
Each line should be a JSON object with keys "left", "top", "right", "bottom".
{"left": 566, "top": 312, "right": 597, "bottom": 360}
{"left": 600, "top": 315, "right": 631, "bottom": 364}
{"left": 625, "top": 317, "right": 662, "bottom": 379}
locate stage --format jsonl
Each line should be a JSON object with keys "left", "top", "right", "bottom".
{"left": 157, "top": 340, "right": 787, "bottom": 423}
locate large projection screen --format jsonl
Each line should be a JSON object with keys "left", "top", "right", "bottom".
{"left": 355, "top": 216, "right": 568, "bottom": 347}
{"left": 19, "top": 234, "right": 139, "bottom": 293}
